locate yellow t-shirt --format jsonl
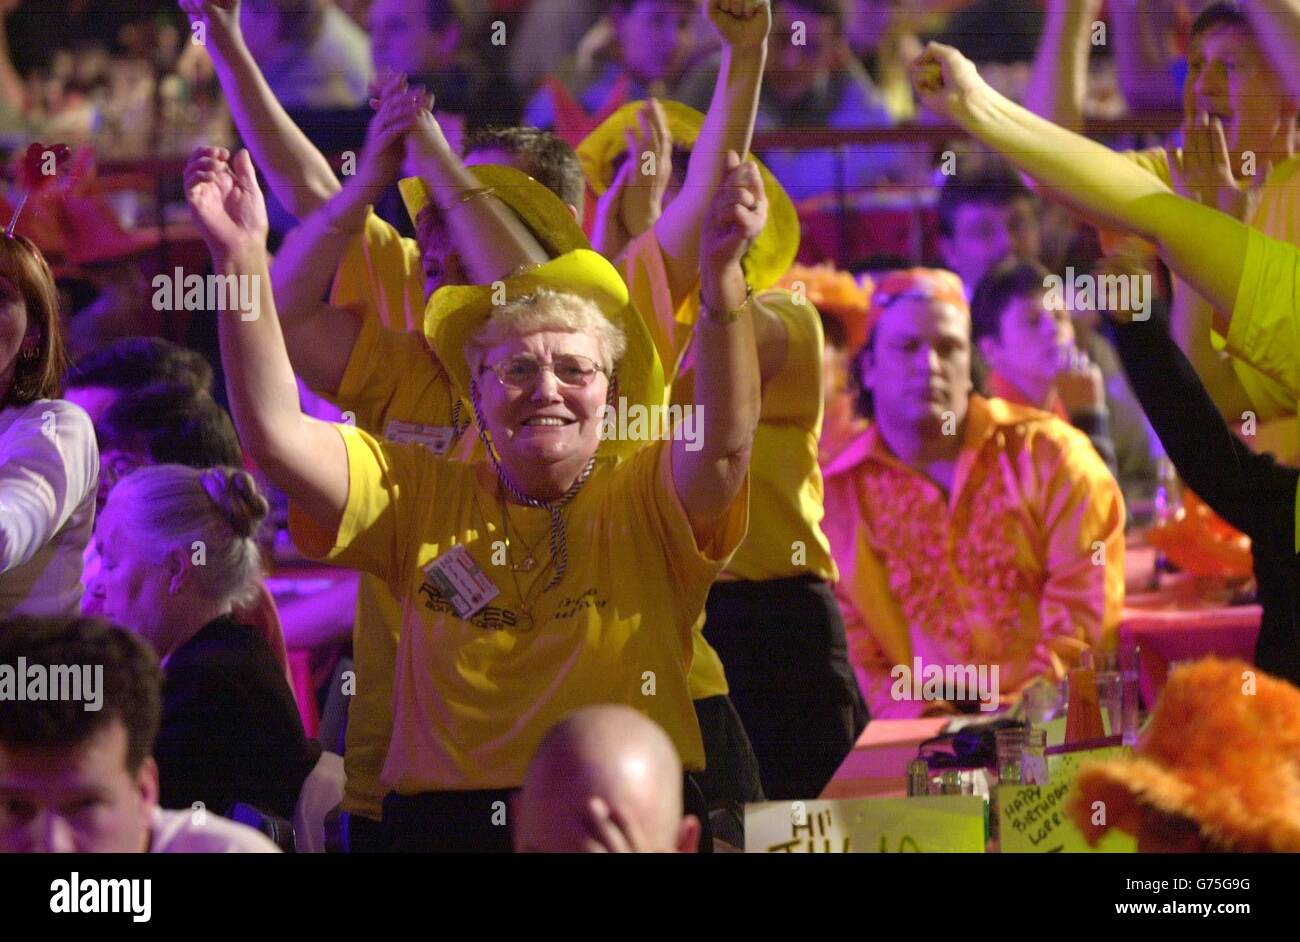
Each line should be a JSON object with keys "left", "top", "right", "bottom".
{"left": 667, "top": 292, "right": 838, "bottom": 583}
{"left": 1113, "top": 149, "right": 1300, "bottom": 441}
{"left": 1220, "top": 225, "right": 1300, "bottom": 549}
{"left": 324, "top": 214, "right": 464, "bottom": 819}
{"left": 290, "top": 432, "right": 748, "bottom": 791}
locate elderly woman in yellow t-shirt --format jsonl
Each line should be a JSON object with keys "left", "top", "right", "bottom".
{"left": 183, "top": 114, "right": 766, "bottom": 851}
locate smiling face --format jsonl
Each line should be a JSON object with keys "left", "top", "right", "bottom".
{"left": 474, "top": 329, "right": 610, "bottom": 475}
{"left": 0, "top": 721, "right": 156, "bottom": 854}
{"left": 981, "top": 291, "right": 1074, "bottom": 389}
{"left": 862, "top": 296, "right": 972, "bottom": 436}
{"left": 1185, "top": 23, "right": 1297, "bottom": 160}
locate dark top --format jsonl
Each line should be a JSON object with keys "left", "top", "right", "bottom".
{"left": 155, "top": 615, "right": 321, "bottom": 820}
{"left": 1112, "top": 315, "right": 1300, "bottom": 686}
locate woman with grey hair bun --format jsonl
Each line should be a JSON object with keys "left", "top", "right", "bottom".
{"left": 89, "top": 464, "right": 321, "bottom": 821}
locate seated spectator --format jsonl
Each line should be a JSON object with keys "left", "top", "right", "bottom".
{"left": 938, "top": 160, "right": 1157, "bottom": 505}
{"left": 524, "top": 0, "right": 697, "bottom": 134}
{"left": 1070, "top": 658, "right": 1300, "bottom": 852}
{"left": 238, "top": 0, "right": 372, "bottom": 109}
{"left": 89, "top": 464, "right": 321, "bottom": 820}
{"left": 94, "top": 382, "right": 241, "bottom": 514}
{"left": 64, "top": 335, "right": 215, "bottom": 424}
{"left": 935, "top": 160, "right": 1041, "bottom": 302}
{"left": 679, "top": 0, "right": 906, "bottom": 199}
{"left": 970, "top": 257, "right": 1117, "bottom": 476}
{"left": 0, "top": 234, "right": 98, "bottom": 618}
{"left": 0, "top": 616, "right": 278, "bottom": 852}
{"left": 514, "top": 706, "right": 702, "bottom": 853}
{"left": 821, "top": 269, "right": 1124, "bottom": 717}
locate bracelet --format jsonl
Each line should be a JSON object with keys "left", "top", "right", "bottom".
{"left": 698, "top": 285, "right": 754, "bottom": 324}
{"left": 453, "top": 185, "right": 498, "bottom": 205}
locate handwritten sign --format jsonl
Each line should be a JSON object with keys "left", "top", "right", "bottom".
{"left": 998, "top": 746, "right": 1136, "bottom": 853}
{"left": 745, "top": 797, "right": 986, "bottom": 853}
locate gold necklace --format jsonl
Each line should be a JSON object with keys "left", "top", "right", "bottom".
{"left": 499, "top": 491, "right": 546, "bottom": 572}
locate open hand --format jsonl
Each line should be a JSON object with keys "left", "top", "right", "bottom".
{"left": 355, "top": 70, "right": 432, "bottom": 193}
{"left": 184, "top": 146, "right": 268, "bottom": 263}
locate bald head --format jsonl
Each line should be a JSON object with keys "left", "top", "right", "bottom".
{"left": 514, "top": 706, "right": 700, "bottom": 853}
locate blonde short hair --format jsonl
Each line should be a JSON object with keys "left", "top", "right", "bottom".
{"left": 466, "top": 288, "right": 627, "bottom": 375}
{"left": 105, "top": 465, "right": 269, "bottom": 609}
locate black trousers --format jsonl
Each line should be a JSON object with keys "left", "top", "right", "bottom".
{"left": 380, "top": 775, "right": 714, "bottom": 852}
{"left": 703, "top": 575, "right": 869, "bottom": 800}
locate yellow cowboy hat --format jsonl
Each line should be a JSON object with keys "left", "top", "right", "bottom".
{"left": 576, "top": 99, "right": 799, "bottom": 291}
{"left": 424, "top": 249, "right": 665, "bottom": 460}
{"left": 398, "top": 163, "right": 590, "bottom": 259}
{"left": 1067, "top": 658, "right": 1300, "bottom": 852}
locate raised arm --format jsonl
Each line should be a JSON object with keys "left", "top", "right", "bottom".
{"left": 185, "top": 147, "right": 347, "bottom": 533}
{"left": 673, "top": 152, "right": 763, "bottom": 535}
{"left": 179, "top": 0, "right": 341, "bottom": 219}
{"left": 656, "top": 0, "right": 769, "bottom": 307}
{"left": 270, "top": 78, "right": 430, "bottom": 395}
{"left": 1024, "top": 0, "right": 1101, "bottom": 132}
{"left": 403, "top": 105, "right": 547, "bottom": 284}
{"left": 1242, "top": 0, "right": 1300, "bottom": 101}
{"left": 912, "top": 43, "right": 1250, "bottom": 330}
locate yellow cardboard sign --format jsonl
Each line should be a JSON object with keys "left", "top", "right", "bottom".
{"left": 998, "top": 746, "right": 1136, "bottom": 853}
{"left": 745, "top": 797, "right": 986, "bottom": 853}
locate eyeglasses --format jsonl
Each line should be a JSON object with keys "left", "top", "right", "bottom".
{"left": 480, "top": 354, "right": 607, "bottom": 390}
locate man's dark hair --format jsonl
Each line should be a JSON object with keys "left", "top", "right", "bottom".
{"left": 67, "top": 337, "right": 214, "bottom": 395}
{"left": 98, "top": 383, "right": 242, "bottom": 469}
{"left": 969, "top": 257, "right": 1053, "bottom": 346}
{"left": 464, "top": 126, "right": 587, "bottom": 213}
{"left": 1191, "top": 2, "right": 1248, "bottom": 39}
{"left": 0, "top": 618, "right": 162, "bottom": 773}
{"left": 935, "top": 160, "right": 1038, "bottom": 240}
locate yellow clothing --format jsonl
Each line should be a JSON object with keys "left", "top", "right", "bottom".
{"left": 821, "top": 396, "right": 1125, "bottom": 718}
{"left": 324, "top": 213, "right": 463, "bottom": 819}
{"left": 1221, "top": 225, "right": 1300, "bottom": 550}
{"left": 1110, "top": 150, "right": 1300, "bottom": 435}
{"left": 291, "top": 432, "right": 749, "bottom": 791}
{"left": 622, "top": 231, "right": 837, "bottom": 583}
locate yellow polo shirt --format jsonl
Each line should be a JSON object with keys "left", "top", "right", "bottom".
{"left": 1220, "top": 226, "right": 1300, "bottom": 549}
{"left": 290, "top": 432, "right": 748, "bottom": 791}
{"left": 622, "top": 232, "right": 837, "bottom": 584}
{"left": 1111, "top": 150, "right": 1300, "bottom": 453}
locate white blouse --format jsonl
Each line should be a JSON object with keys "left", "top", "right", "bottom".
{"left": 0, "top": 399, "right": 98, "bottom": 617}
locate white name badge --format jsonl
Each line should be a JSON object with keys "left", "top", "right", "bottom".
{"left": 422, "top": 545, "right": 500, "bottom": 619}
{"left": 385, "top": 420, "right": 454, "bottom": 455}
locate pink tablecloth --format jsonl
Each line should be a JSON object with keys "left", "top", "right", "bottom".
{"left": 821, "top": 717, "right": 950, "bottom": 799}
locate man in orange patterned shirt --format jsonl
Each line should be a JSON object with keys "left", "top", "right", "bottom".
{"left": 822, "top": 269, "right": 1125, "bottom": 718}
